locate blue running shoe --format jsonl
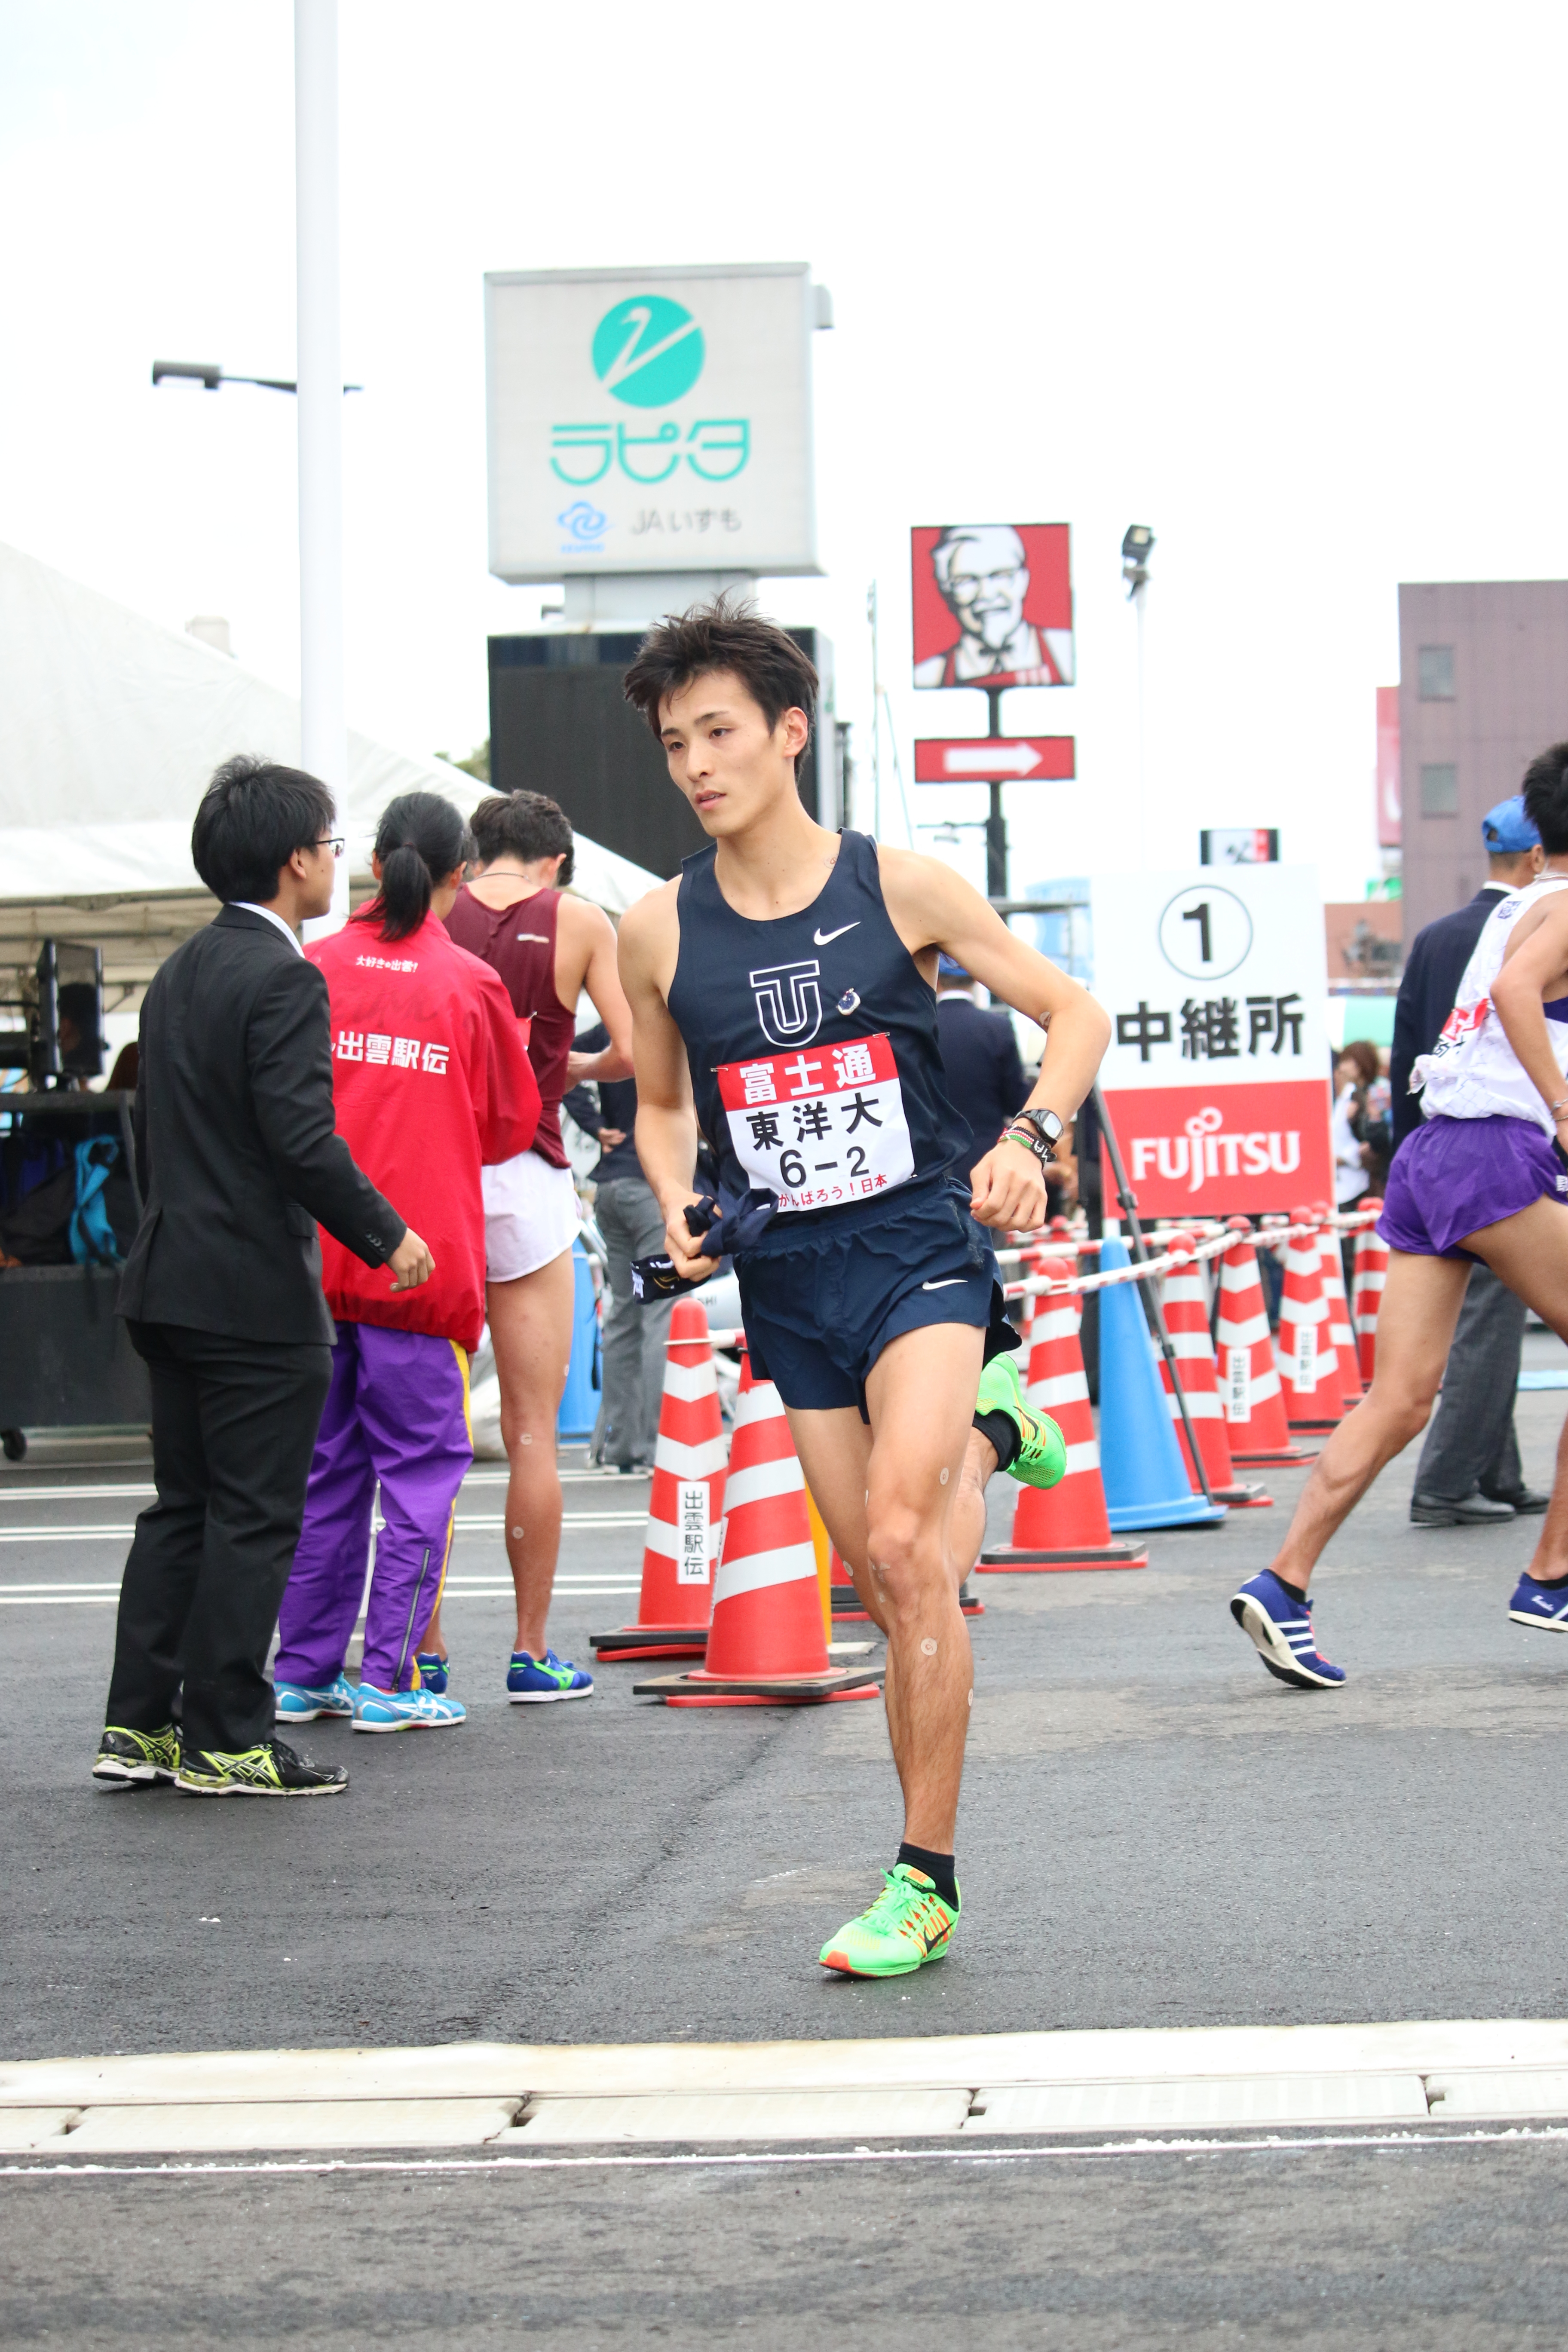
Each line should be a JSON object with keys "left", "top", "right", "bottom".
{"left": 352, "top": 1682, "right": 467, "bottom": 1733}
{"left": 506, "top": 1648, "right": 594, "bottom": 1704}
{"left": 415, "top": 1652, "right": 449, "bottom": 1694}
{"left": 274, "top": 1673, "right": 355, "bottom": 1724}
{"left": 1508, "top": 1571, "right": 1568, "bottom": 1631}
{"left": 1230, "top": 1570, "right": 1346, "bottom": 1689}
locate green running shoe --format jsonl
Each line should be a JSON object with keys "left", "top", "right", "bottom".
{"left": 175, "top": 1737, "right": 348, "bottom": 1797}
{"left": 975, "top": 1351, "right": 1067, "bottom": 1489}
{"left": 819, "top": 1865, "right": 959, "bottom": 1977}
{"left": 93, "top": 1724, "right": 179, "bottom": 1787}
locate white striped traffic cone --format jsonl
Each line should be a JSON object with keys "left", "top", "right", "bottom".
{"left": 592, "top": 1297, "right": 726, "bottom": 1660}
{"left": 1314, "top": 1205, "right": 1362, "bottom": 1401}
{"left": 1217, "top": 1218, "right": 1318, "bottom": 1467}
{"left": 1352, "top": 1201, "right": 1387, "bottom": 1385}
{"left": 979, "top": 1273, "right": 1147, "bottom": 1571}
{"left": 1157, "top": 1231, "right": 1272, "bottom": 1507}
{"left": 1277, "top": 1206, "right": 1345, "bottom": 1431}
{"left": 635, "top": 1351, "right": 883, "bottom": 1705}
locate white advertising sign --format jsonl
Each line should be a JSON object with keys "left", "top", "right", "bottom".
{"left": 485, "top": 263, "right": 822, "bottom": 581}
{"left": 1088, "top": 866, "right": 1333, "bottom": 1216}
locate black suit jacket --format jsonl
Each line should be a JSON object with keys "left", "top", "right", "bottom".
{"left": 935, "top": 993, "right": 1028, "bottom": 1161}
{"left": 1389, "top": 885, "right": 1509, "bottom": 1149}
{"left": 118, "top": 906, "right": 406, "bottom": 1344}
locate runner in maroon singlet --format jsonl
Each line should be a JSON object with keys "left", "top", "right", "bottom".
{"left": 433, "top": 791, "right": 633, "bottom": 1704}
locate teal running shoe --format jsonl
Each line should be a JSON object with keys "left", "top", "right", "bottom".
{"left": 975, "top": 1352, "right": 1067, "bottom": 1488}
{"left": 352, "top": 1682, "right": 467, "bottom": 1733}
{"left": 414, "top": 1652, "right": 449, "bottom": 1694}
{"left": 506, "top": 1649, "right": 593, "bottom": 1704}
{"left": 274, "top": 1673, "right": 355, "bottom": 1724}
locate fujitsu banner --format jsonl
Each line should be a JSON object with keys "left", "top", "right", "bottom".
{"left": 1089, "top": 867, "right": 1332, "bottom": 1215}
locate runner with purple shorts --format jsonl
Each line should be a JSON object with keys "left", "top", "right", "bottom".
{"left": 1231, "top": 746, "right": 1568, "bottom": 1687}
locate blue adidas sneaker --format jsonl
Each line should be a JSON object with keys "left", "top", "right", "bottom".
{"left": 1230, "top": 1570, "right": 1346, "bottom": 1689}
{"left": 274, "top": 1673, "right": 355, "bottom": 1724}
{"left": 506, "top": 1649, "right": 594, "bottom": 1704}
{"left": 352, "top": 1683, "right": 467, "bottom": 1733}
{"left": 415, "top": 1653, "right": 449, "bottom": 1694}
{"left": 1508, "top": 1572, "right": 1568, "bottom": 1631}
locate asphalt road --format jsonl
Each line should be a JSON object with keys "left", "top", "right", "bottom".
{"left": 7, "top": 1341, "right": 1568, "bottom": 2343}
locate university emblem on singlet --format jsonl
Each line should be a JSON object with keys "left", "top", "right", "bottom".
{"left": 749, "top": 959, "right": 822, "bottom": 1047}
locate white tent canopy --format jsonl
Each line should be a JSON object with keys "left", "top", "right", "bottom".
{"left": 0, "top": 538, "right": 658, "bottom": 1002}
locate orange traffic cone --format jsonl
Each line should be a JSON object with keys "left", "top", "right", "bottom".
{"left": 635, "top": 1351, "right": 882, "bottom": 1705}
{"left": 1314, "top": 1207, "right": 1362, "bottom": 1400}
{"left": 979, "top": 1277, "right": 1148, "bottom": 1571}
{"left": 592, "top": 1297, "right": 726, "bottom": 1661}
{"left": 1158, "top": 1231, "right": 1272, "bottom": 1507}
{"left": 1218, "top": 1219, "right": 1319, "bottom": 1467}
{"left": 1277, "top": 1207, "right": 1345, "bottom": 1431}
{"left": 1352, "top": 1201, "right": 1387, "bottom": 1385}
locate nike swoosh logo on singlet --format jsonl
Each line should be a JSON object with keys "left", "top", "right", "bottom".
{"left": 515, "top": 934, "right": 551, "bottom": 943}
{"left": 813, "top": 922, "right": 860, "bottom": 946}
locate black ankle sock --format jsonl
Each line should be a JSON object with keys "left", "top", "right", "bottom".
{"left": 897, "top": 1841, "right": 959, "bottom": 1909}
{"left": 973, "top": 1408, "right": 1019, "bottom": 1473}
{"left": 1531, "top": 1571, "right": 1568, "bottom": 1590}
{"left": 1273, "top": 1575, "right": 1309, "bottom": 1605}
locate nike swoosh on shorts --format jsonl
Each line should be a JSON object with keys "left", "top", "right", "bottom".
{"left": 922, "top": 1278, "right": 965, "bottom": 1290}
{"left": 813, "top": 922, "right": 860, "bottom": 945}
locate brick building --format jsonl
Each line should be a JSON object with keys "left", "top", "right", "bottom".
{"left": 1400, "top": 580, "right": 1568, "bottom": 940}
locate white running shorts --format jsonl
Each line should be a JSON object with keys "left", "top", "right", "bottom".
{"left": 482, "top": 1151, "right": 579, "bottom": 1283}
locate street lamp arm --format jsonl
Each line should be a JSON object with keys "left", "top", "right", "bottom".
{"left": 151, "top": 361, "right": 361, "bottom": 395}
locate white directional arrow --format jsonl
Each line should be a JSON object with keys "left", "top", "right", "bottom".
{"left": 940, "top": 741, "right": 1044, "bottom": 776}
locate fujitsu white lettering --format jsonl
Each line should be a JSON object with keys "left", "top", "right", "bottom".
{"left": 1267, "top": 1131, "right": 1301, "bottom": 1173}
{"left": 1124, "top": 1118, "right": 1304, "bottom": 1193}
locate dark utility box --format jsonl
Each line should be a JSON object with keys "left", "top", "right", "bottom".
{"left": 488, "top": 628, "right": 838, "bottom": 881}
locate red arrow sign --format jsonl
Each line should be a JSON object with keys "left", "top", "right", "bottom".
{"left": 914, "top": 736, "right": 1076, "bottom": 783}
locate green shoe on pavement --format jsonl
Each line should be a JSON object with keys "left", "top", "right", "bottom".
{"left": 819, "top": 1865, "right": 960, "bottom": 1977}
{"left": 975, "top": 1351, "right": 1067, "bottom": 1489}
{"left": 93, "top": 1724, "right": 180, "bottom": 1787}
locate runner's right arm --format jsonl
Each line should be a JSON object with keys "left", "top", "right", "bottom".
{"left": 560, "top": 895, "right": 636, "bottom": 1085}
{"left": 618, "top": 883, "right": 721, "bottom": 1281}
{"left": 1490, "top": 894, "right": 1568, "bottom": 1130}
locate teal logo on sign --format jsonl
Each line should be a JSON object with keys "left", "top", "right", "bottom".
{"left": 591, "top": 296, "right": 705, "bottom": 408}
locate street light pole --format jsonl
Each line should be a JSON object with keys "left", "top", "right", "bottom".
{"left": 295, "top": 0, "right": 347, "bottom": 934}
{"left": 1121, "top": 525, "right": 1155, "bottom": 870}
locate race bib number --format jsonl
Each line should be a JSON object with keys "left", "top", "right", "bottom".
{"left": 715, "top": 1032, "right": 916, "bottom": 1214}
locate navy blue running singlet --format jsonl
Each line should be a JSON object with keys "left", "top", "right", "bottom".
{"left": 667, "top": 831, "right": 971, "bottom": 1227}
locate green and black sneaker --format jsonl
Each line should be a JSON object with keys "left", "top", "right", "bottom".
{"left": 93, "top": 1724, "right": 180, "bottom": 1788}
{"left": 175, "top": 1736, "right": 349, "bottom": 1798}
{"left": 975, "top": 1351, "right": 1068, "bottom": 1489}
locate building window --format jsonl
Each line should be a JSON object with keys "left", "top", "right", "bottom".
{"left": 1421, "top": 762, "right": 1458, "bottom": 817}
{"left": 1418, "top": 645, "right": 1455, "bottom": 700}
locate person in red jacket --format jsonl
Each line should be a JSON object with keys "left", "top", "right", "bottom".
{"left": 273, "top": 793, "right": 539, "bottom": 1732}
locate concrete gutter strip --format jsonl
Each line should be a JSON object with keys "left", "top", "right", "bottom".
{"left": 3, "top": 2024, "right": 1568, "bottom": 2152}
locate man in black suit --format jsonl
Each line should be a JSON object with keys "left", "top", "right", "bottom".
{"left": 934, "top": 956, "right": 1030, "bottom": 1179}
{"left": 1391, "top": 795, "right": 1549, "bottom": 1528}
{"left": 95, "top": 757, "right": 433, "bottom": 1798}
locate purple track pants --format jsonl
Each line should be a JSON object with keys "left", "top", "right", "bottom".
{"left": 275, "top": 1323, "right": 472, "bottom": 1694}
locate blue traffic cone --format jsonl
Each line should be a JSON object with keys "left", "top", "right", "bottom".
{"left": 1096, "top": 1237, "right": 1228, "bottom": 1531}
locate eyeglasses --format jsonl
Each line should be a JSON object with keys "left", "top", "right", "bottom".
{"left": 314, "top": 836, "right": 346, "bottom": 858}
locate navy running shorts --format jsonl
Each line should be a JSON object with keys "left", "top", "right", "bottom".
{"left": 735, "top": 1177, "right": 1018, "bottom": 1417}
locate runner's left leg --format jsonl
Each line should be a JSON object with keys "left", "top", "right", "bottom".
{"left": 786, "top": 1321, "right": 986, "bottom": 1851}
{"left": 486, "top": 1247, "right": 576, "bottom": 1660}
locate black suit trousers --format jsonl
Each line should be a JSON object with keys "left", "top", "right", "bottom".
{"left": 105, "top": 1320, "right": 333, "bottom": 1756}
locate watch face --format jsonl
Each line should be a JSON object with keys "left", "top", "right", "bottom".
{"left": 1033, "top": 1110, "right": 1064, "bottom": 1143}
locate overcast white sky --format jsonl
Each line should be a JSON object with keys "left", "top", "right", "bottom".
{"left": 3, "top": 0, "right": 1565, "bottom": 903}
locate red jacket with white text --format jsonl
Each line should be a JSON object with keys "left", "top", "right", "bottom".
{"left": 308, "top": 912, "right": 539, "bottom": 1351}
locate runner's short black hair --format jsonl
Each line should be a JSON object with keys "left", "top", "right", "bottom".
{"left": 622, "top": 592, "right": 817, "bottom": 779}
{"left": 192, "top": 754, "right": 336, "bottom": 903}
{"left": 469, "top": 790, "right": 574, "bottom": 887}
{"left": 1523, "top": 743, "right": 1568, "bottom": 855}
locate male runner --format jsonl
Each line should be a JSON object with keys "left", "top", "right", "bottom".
{"left": 619, "top": 598, "right": 1110, "bottom": 1976}
{"left": 1231, "top": 741, "right": 1568, "bottom": 1689}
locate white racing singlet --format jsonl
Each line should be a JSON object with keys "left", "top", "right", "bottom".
{"left": 1413, "top": 874, "right": 1568, "bottom": 1132}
